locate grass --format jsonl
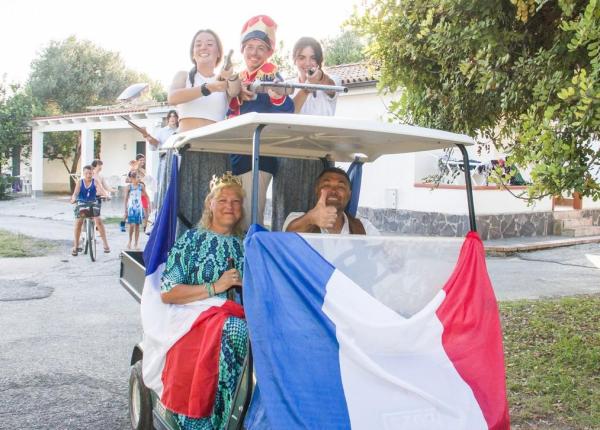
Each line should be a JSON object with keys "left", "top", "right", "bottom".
{"left": 0, "top": 229, "right": 60, "bottom": 257}
{"left": 103, "top": 216, "right": 124, "bottom": 225}
{"left": 501, "top": 295, "right": 600, "bottom": 429}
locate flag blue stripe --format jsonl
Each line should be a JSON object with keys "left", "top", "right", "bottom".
{"left": 346, "top": 160, "right": 362, "bottom": 217}
{"left": 143, "top": 155, "right": 179, "bottom": 276}
{"left": 244, "top": 230, "right": 351, "bottom": 429}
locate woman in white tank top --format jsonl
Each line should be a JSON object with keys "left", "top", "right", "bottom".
{"left": 167, "top": 29, "right": 241, "bottom": 231}
{"left": 168, "top": 29, "right": 240, "bottom": 131}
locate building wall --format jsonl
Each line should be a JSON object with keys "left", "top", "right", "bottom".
{"left": 100, "top": 128, "right": 146, "bottom": 187}
{"left": 43, "top": 159, "right": 72, "bottom": 193}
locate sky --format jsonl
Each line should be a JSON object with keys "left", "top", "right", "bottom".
{"left": 1, "top": 0, "right": 362, "bottom": 89}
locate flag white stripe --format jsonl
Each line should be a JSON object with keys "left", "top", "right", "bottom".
{"left": 322, "top": 269, "right": 487, "bottom": 430}
{"left": 141, "top": 265, "right": 226, "bottom": 397}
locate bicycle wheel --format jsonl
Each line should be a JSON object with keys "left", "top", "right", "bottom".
{"left": 88, "top": 218, "right": 97, "bottom": 262}
{"left": 83, "top": 219, "right": 89, "bottom": 255}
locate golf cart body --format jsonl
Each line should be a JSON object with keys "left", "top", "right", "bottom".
{"left": 119, "top": 113, "right": 477, "bottom": 430}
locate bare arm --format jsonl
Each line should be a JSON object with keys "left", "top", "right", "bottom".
{"left": 168, "top": 70, "right": 229, "bottom": 105}
{"left": 141, "top": 183, "right": 149, "bottom": 200}
{"left": 101, "top": 176, "right": 115, "bottom": 194}
{"left": 292, "top": 68, "right": 337, "bottom": 113}
{"left": 292, "top": 89, "right": 311, "bottom": 113}
{"left": 146, "top": 134, "right": 160, "bottom": 148}
{"left": 123, "top": 187, "right": 130, "bottom": 216}
{"left": 94, "top": 176, "right": 109, "bottom": 198}
{"left": 161, "top": 269, "right": 241, "bottom": 304}
{"left": 70, "top": 180, "right": 81, "bottom": 203}
{"left": 285, "top": 190, "right": 337, "bottom": 232}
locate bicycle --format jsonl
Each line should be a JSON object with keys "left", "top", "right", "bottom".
{"left": 76, "top": 197, "right": 104, "bottom": 262}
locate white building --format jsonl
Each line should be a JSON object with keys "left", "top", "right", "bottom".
{"left": 27, "top": 63, "right": 600, "bottom": 238}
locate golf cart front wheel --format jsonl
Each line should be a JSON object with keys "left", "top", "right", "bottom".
{"left": 129, "top": 360, "right": 153, "bottom": 430}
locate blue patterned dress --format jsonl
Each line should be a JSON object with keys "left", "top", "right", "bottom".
{"left": 127, "top": 184, "right": 144, "bottom": 224}
{"left": 161, "top": 228, "right": 247, "bottom": 430}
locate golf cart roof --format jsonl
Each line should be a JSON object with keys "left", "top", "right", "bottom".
{"left": 166, "top": 113, "right": 473, "bottom": 162}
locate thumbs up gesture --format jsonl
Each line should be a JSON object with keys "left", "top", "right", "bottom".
{"left": 309, "top": 189, "right": 338, "bottom": 229}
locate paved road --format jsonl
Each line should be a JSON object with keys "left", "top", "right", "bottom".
{"left": 0, "top": 197, "right": 143, "bottom": 429}
{"left": 0, "top": 195, "right": 599, "bottom": 429}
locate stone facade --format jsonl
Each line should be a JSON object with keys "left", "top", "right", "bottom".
{"left": 268, "top": 199, "right": 599, "bottom": 240}
{"left": 582, "top": 208, "right": 600, "bottom": 226}
{"left": 357, "top": 207, "right": 556, "bottom": 240}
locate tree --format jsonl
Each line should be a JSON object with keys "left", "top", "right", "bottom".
{"left": 270, "top": 41, "right": 295, "bottom": 78}
{"left": 0, "top": 81, "right": 37, "bottom": 175}
{"left": 322, "top": 30, "right": 365, "bottom": 66}
{"left": 28, "top": 36, "right": 164, "bottom": 112}
{"left": 351, "top": 0, "right": 600, "bottom": 201}
{"left": 26, "top": 36, "right": 166, "bottom": 189}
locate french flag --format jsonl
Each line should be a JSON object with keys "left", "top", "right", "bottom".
{"left": 140, "top": 155, "right": 237, "bottom": 417}
{"left": 243, "top": 230, "right": 510, "bottom": 430}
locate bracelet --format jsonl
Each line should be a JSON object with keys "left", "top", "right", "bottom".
{"left": 205, "top": 282, "right": 215, "bottom": 297}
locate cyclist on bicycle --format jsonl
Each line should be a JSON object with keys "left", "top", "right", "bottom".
{"left": 92, "top": 159, "right": 115, "bottom": 251}
{"left": 70, "top": 165, "right": 110, "bottom": 256}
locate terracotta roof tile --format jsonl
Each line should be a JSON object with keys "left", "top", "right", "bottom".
{"left": 324, "top": 62, "right": 380, "bottom": 86}
{"left": 32, "top": 102, "right": 166, "bottom": 121}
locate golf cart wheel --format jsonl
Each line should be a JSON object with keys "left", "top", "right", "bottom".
{"left": 129, "top": 360, "right": 153, "bottom": 430}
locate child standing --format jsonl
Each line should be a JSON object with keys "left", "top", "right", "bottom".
{"left": 123, "top": 171, "right": 148, "bottom": 249}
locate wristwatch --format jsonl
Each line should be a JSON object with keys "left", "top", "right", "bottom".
{"left": 200, "top": 83, "right": 211, "bottom": 96}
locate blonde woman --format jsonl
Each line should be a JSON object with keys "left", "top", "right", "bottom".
{"left": 160, "top": 172, "right": 246, "bottom": 430}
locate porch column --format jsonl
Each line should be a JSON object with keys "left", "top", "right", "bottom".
{"left": 145, "top": 119, "right": 163, "bottom": 202}
{"left": 31, "top": 130, "right": 44, "bottom": 198}
{"left": 80, "top": 128, "right": 94, "bottom": 172}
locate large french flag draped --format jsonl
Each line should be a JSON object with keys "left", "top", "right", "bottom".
{"left": 243, "top": 230, "right": 510, "bottom": 430}
{"left": 140, "top": 155, "right": 233, "bottom": 416}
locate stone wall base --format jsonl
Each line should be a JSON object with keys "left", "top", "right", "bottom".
{"left": 357, "top": 208, "right": 578, "bottom": 240}
{"left": 267, "top": 197, "right": 600, "bottom": 240}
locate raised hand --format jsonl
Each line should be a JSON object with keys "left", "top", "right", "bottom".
{"left": 309, "top": 189, "right": 338, "bottom": 229}
{"left": 306, "top": 66, "right": 323, "bottom": 84}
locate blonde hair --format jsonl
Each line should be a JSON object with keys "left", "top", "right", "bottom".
{"left": 199, "top": 184, "right": 245, "bottom": 236}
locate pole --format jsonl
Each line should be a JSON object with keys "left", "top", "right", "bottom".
{"left": 457, "top": 144, "right": 477, "bottom": 232}
{"left": 251, "top": 125, "right": 266, "bottom": 226}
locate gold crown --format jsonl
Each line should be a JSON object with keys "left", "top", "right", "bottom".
{"left": 210, "top": 171, "right": 242, "bottom": 191}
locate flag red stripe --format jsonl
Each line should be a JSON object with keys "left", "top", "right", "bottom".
{"left": 161, "top": 301, "right": 244, "bottom": 418}
{"left": 437, "top": 232, "right": 510, "bottom": 430}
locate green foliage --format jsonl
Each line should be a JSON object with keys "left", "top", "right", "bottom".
{"left": 351, "top": 0, "right": 600, "bottom": 200}
{"left": 28, "top": 36, "right": 164, "bottom": 113}
{"left": 0, "top": 81, "right": 37, "bottom": 169}
{"left": 500, "top": 295, "right": 600, "bottom": 427}
{"left": 270, "top": 40, "right": 295, "bottom": 78}
{"left": 25, "top": 36, "right": 166, "bottom": 189}
{"left": 322, "top": 30, "right": 366, "bottom": 66}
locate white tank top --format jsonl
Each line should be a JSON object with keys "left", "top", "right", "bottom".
{"left": 177, "top": 72, "right": 228, "bottom": 122}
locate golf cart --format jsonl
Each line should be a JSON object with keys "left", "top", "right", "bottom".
{"left": 120, "top": 112, "right": 484, "bottom": 430}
